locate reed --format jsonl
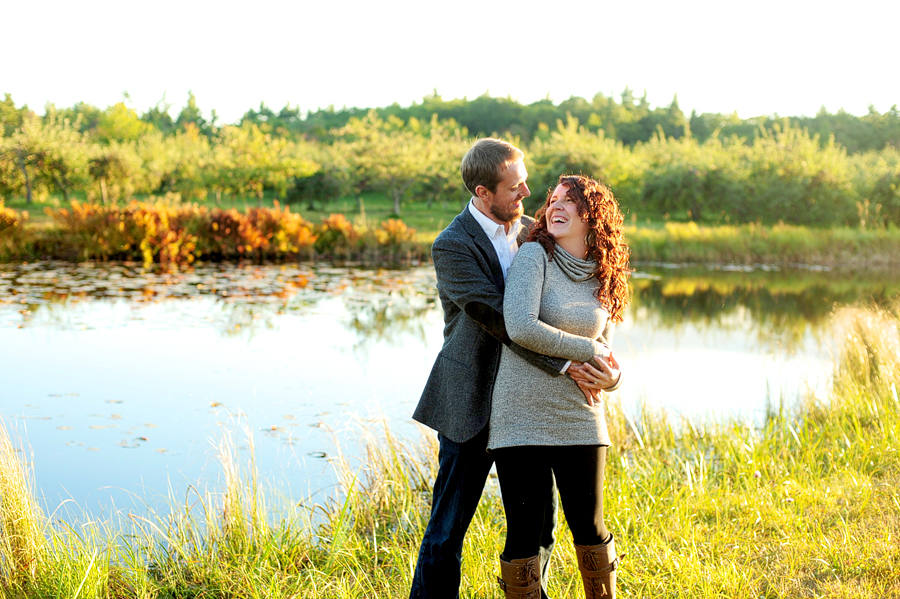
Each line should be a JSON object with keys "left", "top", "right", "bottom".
{"left": 1, "top": 305, "right": 899, "bottom": 597}
{"left": 0, "top": 420, "right": 45, "bottom": 591}
{"left": 627, "top": 222, "right": 900, "bottom": 268}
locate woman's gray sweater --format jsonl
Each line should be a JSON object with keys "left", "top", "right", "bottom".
{"left": 488, "top": 242, "right": 614, "bottom": 450}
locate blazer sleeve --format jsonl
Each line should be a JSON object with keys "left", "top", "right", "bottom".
{"left": 432, "top": 236, "right": 567, "bottom": 377}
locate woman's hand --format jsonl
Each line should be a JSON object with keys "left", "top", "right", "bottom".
{"left": 567, "top": 353, "right": 621, "bottom": 403}
{"left": 597, "top": 353, "right": 620, "bottom": 387}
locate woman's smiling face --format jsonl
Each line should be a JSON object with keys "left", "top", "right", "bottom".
{"left": 546, "top": 183, "right": 589, "bottom": 250}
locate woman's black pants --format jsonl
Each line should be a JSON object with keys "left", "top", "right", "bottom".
{"left": 493, "top": 444, "right": 609, "bottom": 560}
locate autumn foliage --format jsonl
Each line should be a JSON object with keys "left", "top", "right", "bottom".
{"left": 0, "top": 200, "right": 420, "bottom": 264}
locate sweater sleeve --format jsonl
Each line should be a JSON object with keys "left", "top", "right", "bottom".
{"left": 503, "top": 245, "right": 604, "bottom": 362}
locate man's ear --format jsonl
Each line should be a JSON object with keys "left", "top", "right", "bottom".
{"left": 474, "top": 185, "right": 491, "bottom": 201}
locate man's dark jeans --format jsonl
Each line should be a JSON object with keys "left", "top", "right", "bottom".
{"left": 409, "top": 428, "right": 558, "bottom": 599}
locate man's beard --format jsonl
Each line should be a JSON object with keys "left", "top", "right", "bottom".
{"left": 490, "top": 201, "right": 524, "bottom": 224}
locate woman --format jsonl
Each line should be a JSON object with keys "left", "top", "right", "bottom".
{"left": 489, "top": 174, "right": 631, "bottom": 599}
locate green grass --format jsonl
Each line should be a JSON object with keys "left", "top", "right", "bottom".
{"left": 2, "top": 305, "right": 900, "bottom": 597}
{"left": 294, "top": 193, "right": 464, "bottom": 245}
{"left": 627, "top": 221, "right": 900, "bottom": 268}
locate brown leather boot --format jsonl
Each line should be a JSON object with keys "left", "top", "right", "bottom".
{"left": 497, "top": 554, "right": 542, "bottom": 598}
{"left": 574, "top": 534, "right": 622, "bottom": 598}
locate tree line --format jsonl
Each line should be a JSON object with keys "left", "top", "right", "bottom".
{"left": 4, "top": 89, "right": 898, "bottom": 151}
{"left": 1, "top": 92, "right": 899, "bottom": 227}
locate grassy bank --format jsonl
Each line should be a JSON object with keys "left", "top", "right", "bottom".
{"left": 628, "top": 221, "right": 900, "bottom": 269}
{"left": 4, "top": 196, "right": 900, "bottom": 267}
{"left": 1, "top": 305, "right": 899, "bottom": 597}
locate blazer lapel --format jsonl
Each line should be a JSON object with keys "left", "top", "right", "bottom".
{"left": 460, "top": 208, "right": 505, "bottom": 291}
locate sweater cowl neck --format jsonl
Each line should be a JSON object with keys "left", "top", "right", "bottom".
{"left": 552, "top": 244, "right": 596, "bottom": 282}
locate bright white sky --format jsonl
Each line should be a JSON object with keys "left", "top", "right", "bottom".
{"left": 3, "top": 0, "right": 897, "bottom": 125}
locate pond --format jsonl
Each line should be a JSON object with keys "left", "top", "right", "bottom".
{"left": 2, "top": 260, "right": 898, "bottom": 516}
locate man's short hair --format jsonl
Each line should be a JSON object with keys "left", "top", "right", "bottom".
{"left": 460, "top": 138, "right": 524, "bottom": 196}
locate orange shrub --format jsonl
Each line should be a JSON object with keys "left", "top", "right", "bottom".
{"left": 48, "top": 201, "right": 201, "bottom": 264}
{"left": 130, "top": 202, "right": 203, "bottom": 265}
{"left": 0, "top": 203, "right": 26, "bottom": 235}
{"left": 374, "top": 218, "right": 416, "bottom": 248}
{"left": 246, "top": 202, "right": 316, "bottom": 257}
{"left": 243, "top": 202, "right": 316, "bottom": 258}
{"left": 202, "top": 208, "right": 247, "bottom": 258}
{"left": 49, "top": 201, "right": 143, "bottom": 260}
{"left": 7, "top": 202, "right": 421, "bottom": 264}
{"left": 0, "top": 203, "right": 30, "bottom": 260}
{"left": 314, "top": 213, "right": 358, "bottom": 255}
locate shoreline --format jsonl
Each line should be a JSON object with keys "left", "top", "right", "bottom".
{"left": 5, "top": 220, "right": 900, "bottom": 270}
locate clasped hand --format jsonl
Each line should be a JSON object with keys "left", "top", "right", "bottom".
{"left": 567, "top": 353, "right": 620, "bottom": 407}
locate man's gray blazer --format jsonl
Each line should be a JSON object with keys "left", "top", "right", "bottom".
{"left": 412, "top": 207, "right": 567, "bottom": 443}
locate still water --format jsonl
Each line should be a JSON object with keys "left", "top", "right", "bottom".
{"left": 2, "top": 261, "right": 898, "bottom": 515}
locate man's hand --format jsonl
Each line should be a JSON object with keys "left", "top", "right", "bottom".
{"left": 567, "top": 353, "right": 621, "bottom": 405}
{"left": 575, "top": 385, "right": 604, "bottom": 407}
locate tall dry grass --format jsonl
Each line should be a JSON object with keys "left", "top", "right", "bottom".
{"left": 0, "top": 420, "right": 44, "bottom": 589}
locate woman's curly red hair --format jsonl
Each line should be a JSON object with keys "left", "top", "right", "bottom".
{"left": 527, "top": 174, "right": 631, "bottom": 322}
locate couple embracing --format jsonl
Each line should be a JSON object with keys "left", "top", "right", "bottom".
{"left": 410, "top": 138, "right": 631, "bottom": 599}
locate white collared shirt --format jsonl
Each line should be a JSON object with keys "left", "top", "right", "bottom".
{"left": 467, "top": 199, "right": 523, "bottom": 281}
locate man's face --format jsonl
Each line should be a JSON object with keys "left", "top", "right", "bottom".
{"left": 483, "top": 160, "right": 530, "bottom": 224}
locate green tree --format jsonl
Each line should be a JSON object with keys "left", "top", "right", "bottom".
{"left": 412, "top": 115, "right": 468, "bottom": 209}
{"left": 88, "top": 143, "right": 139, "bottom": 204}
{"left": 213, "top": 124, "right": 268, "bottom": 200}
{"left": 850, "top": 147, "right": 900, "bottom": 227}
{"left": 35, "top": 115, "right": 90, "bottom": 202}
{"left": 528, "top": 115, "right": 644, "bottom": 213}
{"left": 97, "top": 102, "right": 151, "bottom": 142}
{"left": 210, "top": 124, "right": 315, "bottom": 202}
{"left": 142, "top": 94, "right": 175, "bottom": 134}
{"left": 136, "top": 125, "right": 211, "bottom": 199}
{"left": 743, "top": 124, "right": 856, "bottom": 225}
{"left": 286, "top": 166, "right": 345, "bottom": 210}
{"left": 638, "top": 133, "right": 749, "bottom": 222}
{"left": 0, "top": 94, "right": 29, "bottom": 137}
{"left": 2, "top": 114, "right": 45, "bottom": 203}
{"left": 336, "top": 112, "right": 428, "bottom": 216}
{"left": 176, "top": 91, "right": 209, "bottom": 135}
{"left": 51, "top": 101, "right": 103, "bottom": 135}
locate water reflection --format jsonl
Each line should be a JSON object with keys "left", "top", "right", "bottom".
{"left": 631, "top": 265, "right": 900, "bottom": 350}
{"left": 1, "top": 260, "right": 898, "bottom": 515}
{"left": 6, "top": 261, "right": 897, "bottom": 343}
{"left": 2, "top": 261, "right": 440, "bottom": 341}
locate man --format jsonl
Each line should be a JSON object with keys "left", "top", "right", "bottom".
{"left": 409, "top": 138, "right": 604, "bottom": 599}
